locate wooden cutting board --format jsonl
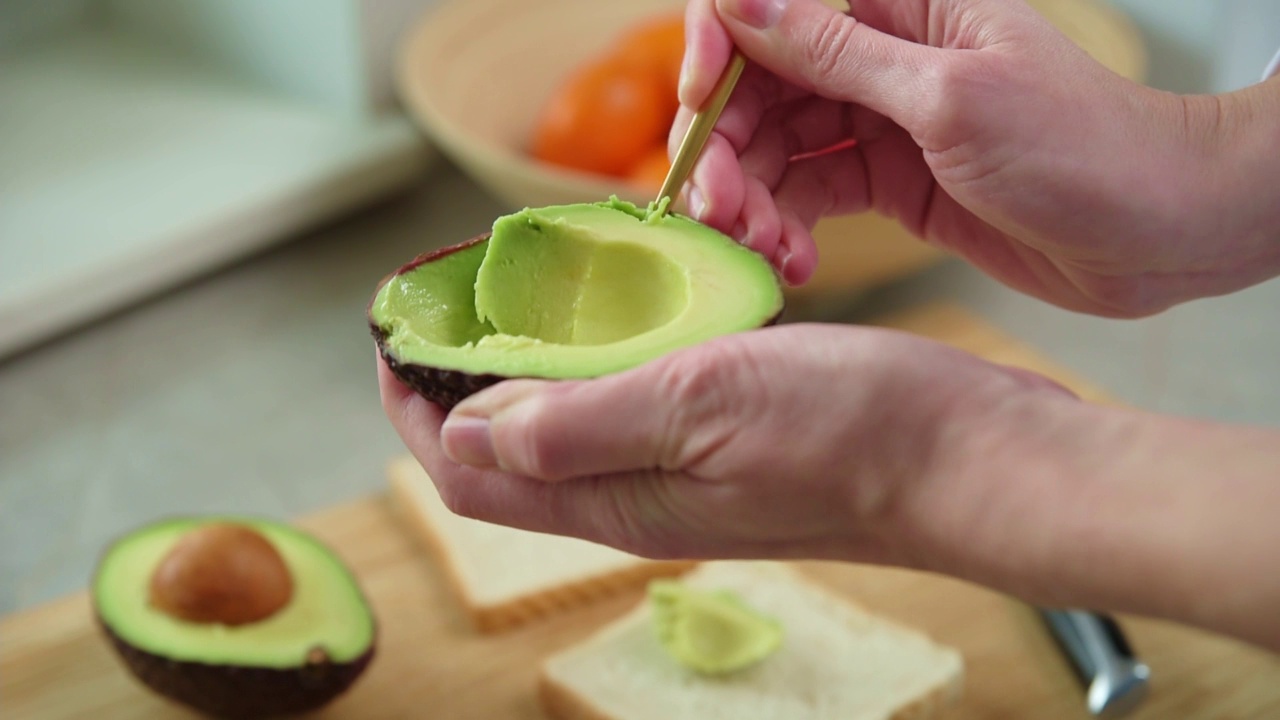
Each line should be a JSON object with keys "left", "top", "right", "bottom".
{"left": 4, "top": 304, "right": 1279, "bottom": 719}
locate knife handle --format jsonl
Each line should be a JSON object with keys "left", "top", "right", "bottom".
{"left": 1039, "top": 609, "right": 1151, "bottom": 717}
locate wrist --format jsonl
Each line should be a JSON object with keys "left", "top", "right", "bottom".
{"left": 1165, "top": 79, "right": 1280, "bottom": 290}
{"left": 909, "top": 382, "right": 1280, "bottom": 649}
{"left": 893, "top": 382, "right": 1090, "bottom": 597}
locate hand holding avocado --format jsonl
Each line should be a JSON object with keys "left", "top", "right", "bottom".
{"left": 379, "top": 0, "right": 1280, "bottom": 655}
{"left": 383, "top": 320, "right": 1068, "bottom": 561}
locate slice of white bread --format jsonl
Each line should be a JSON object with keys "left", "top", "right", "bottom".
{"left": 540, "top": 561, "right": 964, "bottom": 720}
{"left": 387, "top": 455, "right": 694, "bottom": 632}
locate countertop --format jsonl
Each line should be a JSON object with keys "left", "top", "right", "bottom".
{"left": 2, "top": 163, "right": 1279, "bottom": 615}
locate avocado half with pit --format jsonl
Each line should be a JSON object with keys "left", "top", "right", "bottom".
{"left": 369, "top": 199, "right": 784, "bottom": 409}
{"left": 93, "top": 518, "right": 375, "bottom": 718}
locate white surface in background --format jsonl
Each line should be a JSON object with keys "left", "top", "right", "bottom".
{"left": 0, "top": 26, "right": 430, "bottom": 357}
{"left": 105, "top": 0, "right": 368, "bottom": 114}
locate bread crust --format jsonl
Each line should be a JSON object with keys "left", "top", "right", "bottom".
{"left": 389, "top": 461, "right": 695, "bottom": 633}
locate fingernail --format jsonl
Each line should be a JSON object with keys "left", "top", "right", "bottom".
{"left": 731, "top": 220, "right": 748, "bottom": 242}
{"left": 688, "top": 185, "right": 707, "bottom": 218}
{"left": 719, "top": 0, "right": 785, "bottom": 29}
{"left": 777, "top": 248, "right": 795, "bottom": 282}
{"left": 440, "top": 415, "right": 497, "bottom": 468}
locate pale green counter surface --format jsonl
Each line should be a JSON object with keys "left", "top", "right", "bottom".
{"left": 3, "top": 164, "right": 1280, "bottom": 616}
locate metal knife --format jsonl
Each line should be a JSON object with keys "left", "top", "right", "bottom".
{"left": 1040, "top": 609, "right": 1151, "bottom": 717}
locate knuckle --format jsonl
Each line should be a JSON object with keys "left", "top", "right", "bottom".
{"left": 501, "top": 398, "right": 567, "bottom": 479}
{"left": 651, "top": 339, "right": 757, "bottom": 468}
{"left": 803, "top": 13, "right": 857, "bottom": 85}
{"left": 655, "top": 346, "right": 732, "bottom": 419}
{"left": 918, "top": 54, "right": 1006, "bottom": 148}
{"left": 920, "top": 60, "right": 969, "bottom": 134}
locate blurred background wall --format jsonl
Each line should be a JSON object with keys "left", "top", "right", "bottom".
{"left": 1107, "top": 0, "right": 1280, "bottom": 92}
{"left": 4, "top": 0, "right": 1277, "bottom": 92}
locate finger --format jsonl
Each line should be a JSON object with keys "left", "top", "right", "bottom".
{"left": 711, "top": 64, "right": 806, "bottom": 151}
{"left": 773, "top": 144, "right": 873, "bottom": 227}
{"left": 388, "top": 420, "right": 652, "bottom": 549}
{"left": 776, "top": 209, "right": 820, "bottom": 286}
{"left": 378, "top": 355, "right": 731, "bottom": 558}
{"left": 855, "top": 120, "right": 938, "bottom": 235}
{"left": 406, "top": 453, "right": 747, "bottom": 562}
{"left": 443, "top": 343, "right": 747, "bottom": 482}
{"left": 444, "top": 372, "right": 675, "bottom": 481}
{"left": 375, "top": 357, "right": 530, "bottom": 523}
{"left": 761, "top": 146, "right": 873, "bottom": 287}
{"left": 668, "top": 104, "right": 693, "bottom": 159}
{"left": 375, "top": 360, "right": 628, "bottom": 544}
{"left": 714, "top": 0, "right": 944, "bottom": 133}
{"left": 377, "top": 352, "right": 443, "bottom": 438}
{"left": 680, "top": 0, "right": 734, "bottom": 108}
{"left": 766, "top": 115, "right": 933, "bottom": 232}
{"left": 738, "top": 96, "right": 858, "bottom": 191}
{"left": 685, "top": 130, "right": 745, "bottom": 231}
{"left": 671, "top": 63, "right": 807, "bottom": 160}
{"left": 737, "top": 174, "right": 784, "bottom": 261}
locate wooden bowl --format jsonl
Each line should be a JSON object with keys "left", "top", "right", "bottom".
{"left": 397, "top": 0, "right": 1146, "bottom": 297}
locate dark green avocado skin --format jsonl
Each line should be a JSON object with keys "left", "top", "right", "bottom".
{"left": 368, "top": 236, "right": 504, "bottom": 411}
{"left": 99, "top": 617, "right": 374, "bottom": 719}
{"left": 369, "top": 235, "right": 785, "bottom": 412}
{"left": 372, "top": 322, "right": 504, "bottom": 411}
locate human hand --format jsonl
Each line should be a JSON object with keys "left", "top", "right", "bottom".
{"left": 676, "top": 0, "right": 1280, "bottom": 315}
{"left": 378, "top": 323, "right": 1071, "bottom": 563}
{"left": 379, "top": 322, "right": 1280, "bottom": 650}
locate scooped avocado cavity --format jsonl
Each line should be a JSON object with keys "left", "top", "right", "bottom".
{"left": 474, "top": 202, "right": 688, "bottom": 345}
{"left": 369, "top": 198, "right": 783, "bottom": 409}
{"left": 649, "top": 578, "right": 783, "bottom": 675}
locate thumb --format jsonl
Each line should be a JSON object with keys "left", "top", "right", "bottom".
{"left": 440, "top": 354, "right": 737, "bottom": 481}
{"left": 715, "top": 0, "right": 943, "bottom": 132}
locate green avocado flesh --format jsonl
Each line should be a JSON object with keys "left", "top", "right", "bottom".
{"left": 370, "top": 199, "right": 783, "bottom": 380}
{"left": 94, "top": 518, "right": 374, "bottom": 668}
{"left": 649, "top": 579, "right": 783, "bottom": 675}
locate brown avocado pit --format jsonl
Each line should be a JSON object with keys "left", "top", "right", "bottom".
{"left": 369, "top": 198, "right": 784, "bottom": 410}
{"left": 149, "top": 523, "right": 293, "bottom": 626}
{"left": 94, "top": 517, "right": 376, "bottom": 718}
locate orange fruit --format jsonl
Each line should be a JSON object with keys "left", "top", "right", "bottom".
{"left": 627, "top": 144, "right": 672, "bottom": 189}
{"left": 616, "top": 14, "right": 685, "bottom": 121}
{"left": 530, "top": 56, "right": 669, "bottom": 177}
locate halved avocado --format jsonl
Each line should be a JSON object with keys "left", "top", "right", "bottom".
{"left": 93, "top": 517, "right": 376, "bottom": 718}
{"left": 369, "top": 198, "right": 784, "bottom": 408}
